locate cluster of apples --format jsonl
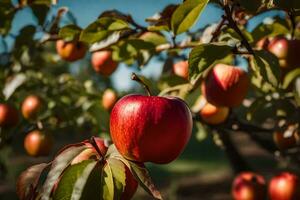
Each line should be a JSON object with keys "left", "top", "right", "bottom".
{"left": 56, "top": 40, "right": 118, "bottom": 76}
{"left": 257, "top": 36, "right": 300, "bottom": 77}
{"left": 172, "top": 60, "right": 249, "bottom": 125}
{"left": 0, "top": 95, "right": 53, "bottom": 157}
{"left": 232, "top": 171, "right": 300, "bottom": 200}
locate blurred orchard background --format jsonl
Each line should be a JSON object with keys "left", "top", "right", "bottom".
{"left": 0, "top": 0, "right": 298, "bottom": 200}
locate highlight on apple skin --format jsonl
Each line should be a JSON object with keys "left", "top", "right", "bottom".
{"left": 0, "top": 103, "right": 19, "bottom": 128}
{"left": 202, "top": 63, "right": 250, "bottom": 107}
{"left": 273, "top": 128, "right": 299, "bottom": 150}
{"left": 21, "top": 95, "right": 42, "bottom": 120}
{"left": 269, "top": 172, "right": 300, "bottom": 200}
{"left": 91, "top": 50, "right": 118, "bottom": 76}
{"left": 200, "top": 101, "right": 229, "bottom": 125}
{"left": 232, "top": 172, "right": 267, "bottom": 200}
{"left": 24, "top": 130, "right": 54, "bottom": 157}
{"left": 173, "top": 60, "right": 189, "bottom": 79}
{"left": 110, "top": 94, "right": 193, "bottom": 164}
{"left": 56, "top": 39, "right": 87, "bottom": 62}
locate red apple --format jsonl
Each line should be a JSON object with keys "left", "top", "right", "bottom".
{"left": 121, "top": 165, "right": 138, "bottom": 200}
{"left": 273, "top": 128, "right": 299, "bottom": 150}
{"left": 256, "top": 37, "right": 270, "bottom": 50}
{"left": 202, "top": 63, "right": 250, "bottom": 107}
{"left": 110, "top": 94, "right": 193, "bottom": 164}
{"left": 268, "top": 36, "right": 300, "bottom": 69}
{"left": 102, "top": 89, "right": 117, "bottom": 111}
{"left": 56, "top": 40, "right": 87, "bottom": 62}
{"left": 269, "top": 172, "right": 300, "bottom": 200}
{"left": 21, "top": 95, "right": 42, "bottom": 120}
{"left": 232, "top": 172, "right": 267, "bottom": 200}
{"left": 200, "top": 101, "right": 229, "bottom": 125}
{"left": 91, "top": 51, "right": 118, "bottom": 76}
{"left": 0, "top": 103, "right": 19, "bottom": 128}
{"left": 173, "top": 60, "right": 189, "bottom": 79}
{"left": 24, "top": 130, "right": 54, "bottom": 157}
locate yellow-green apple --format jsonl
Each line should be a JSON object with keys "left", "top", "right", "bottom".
{"left": 102, "top": 89, "right": 117, "bottom": 111}
{"left": 91, "top": 51, "right": 118, "bottom": 76}
{"left": 269, "top": 172, "right": 300, "bottom": 200}
{"left": 200, "top": 101, "right": 229, "bottom": 125}
{"left": 0, "top": 103, "right": 19, "bottom": 128}
{"left": 232, "top": 172, "right": 267, "bottom": 200}
{"left": 56, "top": 40, "right": 87, "bottom": 62}
{"left": 202, "top": 63, "right": 250, "bottom": 107}
{"left": 110, "top": 95, "right": 193, "bottom": 164}
{"left": 21, "top": 95, "right": 42, "bottom": 120}
{"left": 173, "top": 60, "right": 189, "bottom": 79}
{"left": 24, "top": 130, "right": 53, "bottom": 157}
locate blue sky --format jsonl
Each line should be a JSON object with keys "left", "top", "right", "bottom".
{"left": 5, "top": 0, "right": 284, "bottom": 91}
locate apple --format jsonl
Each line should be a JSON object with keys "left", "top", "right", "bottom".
{"left": 256, "top": 37, "right": 270, "bottom": 50}
{"left": 202, "top": 63, "right": 250, "bottom": 107}
{"left": 121, "top": 165, "right": 138, "bottom": 200}
{"left": 0, "top": 103, "right": 19, "bottom": 128}
{"left": 91, "top": 51, "right": 118, "bottom": 76}
{"left": 269, "top": 172, "right": 300, "bottom": 200}
{"left": 200, "top": 101, "right": 229, "bottom": 125}
{"left": 268, "top": 36, "right": 300, "bottom": 69}
{"left": 110, "top": 94, "right": 193, "bottom": 164}
{"left": 232, "top": 172, "right": 267, "bottom": 200}
{"left": 21, "top": 95, "right": 42, "bottom": 120}
{"left": 173, "top": 60, "right": 189, "bottom": 79}
{"left": 24, "top": 130, "right": 54, "bottom": 157}
{"left": 56, "top": 39, "right": 87, "bottom": 62}
{"left": 273, "top": 128, "right": 299, "bottom": 150}
{"left": 102, "top": 89, "right": 117, "bottom": 111}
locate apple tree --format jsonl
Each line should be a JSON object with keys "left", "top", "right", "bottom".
{"left": 0, "top": 0, "right": 299, "bottom": 199}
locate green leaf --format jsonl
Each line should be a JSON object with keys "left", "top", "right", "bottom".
{"left": 80, "top": 17, "right": 129, "bottom": 44}
{"left": 158, "top": 75, "right": 189, "bottom": 91}
{"left": 107, "top": 158, "right": 127, "bottom": 200}
{"left": 171, "top": 0, "right": 209, "bottom": 35}
{"left": 16, "top": 163, "right": 49, "bottom": 200}
{"left": 129, "top": 161, "right": 162, "bottom": 200}
{"left": 252, "top": 50, "right": 281, "bottom": 87}
{"left": 59, "top": 25, "right": 82, "bottom": 42}
{"left": 193, "top": 121, "right": 210, "bottom": 142}
{"left": 53, "top": 160, "right": 97, "bottom": 200}
{"left": 139, "top": 32, "right": 168, "bottom": 46}
{"left": 283, "top": 68, "right": 300, "bottom": 89}
{"left": 188, "top": 43, "right": 232, "bottom": 83}
{"left": 102, "top": 163, "right": 114, "bottom": 200}
{"left": 41, "top": 145, "right": 87, "bottom": 200}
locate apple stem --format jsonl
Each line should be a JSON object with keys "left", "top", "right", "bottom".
{"left": 131, "top": 73, "right": 152, "bottom": 96}
{"left": 90, "top": 136, "right": 104, "bottom": 158}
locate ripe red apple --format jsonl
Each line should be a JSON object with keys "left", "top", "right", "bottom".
{"left": 173, "top": 60, "right": 189, "bottom": 79}
{"left": 110, "top": 94, "right": 193, "bottom": 164}
{"left": 21, "top": 95, "right": 42, "bottom": 120}
{"left": 256, "top": 37, "right": 270, "bottom": 50}
{"left": 0, "top": 103, "right": 19, "bottom": 128}
{"left": 269, "top": 172, "right": 300, "bottom": 200}
{"left": 232, "top": 172, "right": 267, "bottom": 200}
{"left": 24, "top": 130, "right": 54, "bottom": 157}
{"left": 102, "top": 89, "right": 117, "bottom": 111}
{"left": 268, "top": 36, "right": 300, "bottom": 69}
{"left": 56, "top": 39, "right": 87, "bottom": 62}
{"left": 91, "top": 51, "right": 118, "bottom": 76}
{"left": 273, "top": 128, "right": 299, "bottom": 150}
{"left": 200, "top": 101, "right": 229, "bottom": 125}
{"left": 202, "top": 63, "right": 250, "bottom": 107}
